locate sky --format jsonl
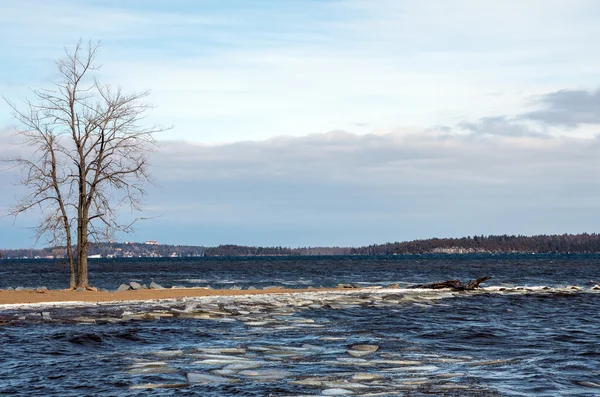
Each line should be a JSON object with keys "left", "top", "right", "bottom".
{"left": 2, "top": 0, "right": 600, "bottom": 248}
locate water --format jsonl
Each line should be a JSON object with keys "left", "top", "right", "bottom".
{"left": 1, "top": 254, "right": 599, "bottom": 396}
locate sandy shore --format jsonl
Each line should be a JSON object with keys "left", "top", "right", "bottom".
{"left": 0, "top": 287, "right": 344, "bottom": 306}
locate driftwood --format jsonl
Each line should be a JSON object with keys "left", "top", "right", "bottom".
{"left": 408, "top": 276, "right": 492, "bottom": 291}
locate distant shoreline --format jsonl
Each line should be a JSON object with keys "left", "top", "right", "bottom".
{"left": 3, "top": 233, "right": 600, "bottom": 259}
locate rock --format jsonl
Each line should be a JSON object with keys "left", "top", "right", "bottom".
{"left": 129, "top": 281, "right": 143, "bottom": 290}
{"left": 247, "top": 286, "right": 258, "bottom": 290}
{"left": 347, "top": 344, "right": 379, "bottom": 357}
{"left": 76, "top": 287, "right": 86, "bottom": 292}
{"left": 128, "top": 361, "right": 168, "bottom": 368}
{"left": 574, "top": 381, "right": 600, "bottom": 388}
{"left": 337, "top": 284, "right": 356, "bottom": 289}
{"left": 153, "top": 349, "right": 184, "bottom": 357}
{"left": 15, "top": 287, "right": 27, "bottom": 291}
{"left": 197, "top": 347, "right": 246, "bottom": 354}
{"left": 211, "top": 369, "right": 238, "bottom": 376}
{"left": 230, "top": 285, "right": 242, "bottom": 290}
{"left": 322, "top": 389, "right": 354, "bottom": 396}
{"left": 382, "top": 294, "right": 404, "bottom": 300}
{"left": 141, "top": 284, "right": 148, "bottom": 289}
{"left": 385, "top": 365, "right": 439, "bottom": 372}
{"left": 129, "top": 383, "right": 187, "bottom": 390}
{"left": 238, "top": 369, "right": 291, "bottom": 381}
{"left": 352, "top": 373, "right": 384, "bottom": 381}
{"left": 347, "top": 350, "right": 375, "bottom": 357}
{"left": 224, "top": 362, "right": 262, "bottom": 370}
{"left": 186, "top": 372, "right": 239, "bottom": 384}
{"left": 291, "top": 378, "right": 325, "bottom": 387}
{"left": 41, "top": 312, "right": 52, "bottom": 320}
{"left": 5, "top": 287, "right": 14, "bottom": 290}
{"left": 150, "top": 281, "right": 165, "bottom": 290}
{"left": 127, "top": 366, "right": 178, "bottom": 375}
{"left": 385, "top": 283, "right": 400, "bottom": 289}
{"left": 36, "top": 287, "right": 49, "bottom": 293}
{"left": 117, "top": 284, "right": 132, "bottom": 292}
{"left": 263, "top": 285, "right": 283, "bottom": 290}
{"left": 592, "top": 285, "right": 600, "bottom": 290}
{"left": 72, "top": 317, "right": 96, "bottom": 323}
{"left": 350, "top": 344, "right": 380, "bottom": 352}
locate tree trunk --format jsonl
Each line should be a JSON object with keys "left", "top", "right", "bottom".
{"left": 77, "top": 245, "right": 89, "bottom": 288}
{"left": 76, "top": 212, "right": 90, "bottom": 289}
{"left": 66, "top": 242, "right": 76, "bottom": 289}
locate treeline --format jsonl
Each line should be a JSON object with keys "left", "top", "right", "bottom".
{"left": 3, "top": 234, "right": 600, "bottom": 259}
{"left": 349, "top": 233, "right": 600, "bottom": 255}
{"left": 0, "top": 243, "right": 208, "bottom": 259}
{"left": 204, "top": 245, "right": 350, "bottom": 256}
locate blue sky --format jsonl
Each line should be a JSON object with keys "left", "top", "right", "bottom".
{"left": 2, "top": 0, "right": 600, "bottom": 248}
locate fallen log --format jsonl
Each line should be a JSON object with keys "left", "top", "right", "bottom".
{"left": 408, "top": 276, "right": 491, "bottom": 291}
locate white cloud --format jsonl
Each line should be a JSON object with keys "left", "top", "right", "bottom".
{"left": 3, "top": 1, "right": 600, "bottom": 142}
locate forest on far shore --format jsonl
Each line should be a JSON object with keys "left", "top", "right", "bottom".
{"left": 3, "top": 233, "right": 600, "bottom": 259}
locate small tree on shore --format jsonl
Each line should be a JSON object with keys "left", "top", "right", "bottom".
{"left": 4, "top": 40, "right": 165, "bottom": 289}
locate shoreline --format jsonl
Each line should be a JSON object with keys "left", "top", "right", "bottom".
{"left": 0, "top": 287, "right": 346, "bottom": 306}
{"left": 2, "top": 284, "right": 597, "bottom": 308}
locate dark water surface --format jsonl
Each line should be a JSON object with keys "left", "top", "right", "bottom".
{"left": 1, "top": 253, "right": 599, "bottom": 290}
{"left": 1, "top": 254, "right": 599, "bottom": 396}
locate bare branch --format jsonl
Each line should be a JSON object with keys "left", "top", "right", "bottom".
{"left": 2, "top": 40, "right": 167, "bottom": 288}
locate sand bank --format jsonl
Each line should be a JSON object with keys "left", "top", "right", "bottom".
{"left": 0, "top": 287, "right": 344, "bottom": 306}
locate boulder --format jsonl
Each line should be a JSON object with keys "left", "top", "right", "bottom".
{"left": 382, "top": 294, "right": 404, "bottom": 300}
{"left": 117, "top": 284, "right": 132, "bottom": 292}
{"left": 150, "top": 281, "right": 165, "bottom": 290}
{"left": 347, "top": 344, "right": 380, "bottom": 357}
{"left": 187, "top": 372, "right": 239, "bottom": 384}
{"left": 129, "top": 281, "right": 143, "bottom": 290}
{"left": 76, "top": 287, "right": 86, "bottom": 292}
{"left": 322, "top": 389, "right": 354, "bottom": 396}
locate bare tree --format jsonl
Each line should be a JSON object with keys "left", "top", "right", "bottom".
{"left": 4, "top": 40, "right": 166, "bottom": 289}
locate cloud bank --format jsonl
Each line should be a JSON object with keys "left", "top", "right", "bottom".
{"left": 3, "top": 84, "right": 600, "bottom": 248}
{"left": 130, "top": 126, "right": 600, "bottom": 247}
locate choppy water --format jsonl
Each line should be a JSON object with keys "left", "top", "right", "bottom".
{"left": 1, "top": 254, "right": 599, "bottom": 396}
